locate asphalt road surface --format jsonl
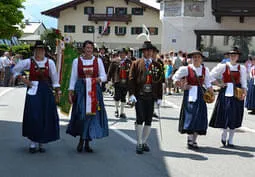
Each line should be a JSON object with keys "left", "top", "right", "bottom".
{"left": 0, "top": 86, "right": 255, "bottom": 177}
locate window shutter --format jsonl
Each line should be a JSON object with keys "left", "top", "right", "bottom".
{"left": 124, "top": 27, "right": 126, "bottom": 34}
{"left": 99, "top": 26, "right": 102, "bottom": 34}
{"left": 131, "top": 8, "right": 134, "bottom": 15}
{"left": 84, "top": 7, "right": 87, "bottom": 14}
{"left": 155, "top": 28, "right": 158, "bottom": 35}
{"left": 131, "top": 27, "right": 134, "bottom": 34}
{"left": 107, "top": 26, "right": 110, "bottom": 34}
{"left": 91, "top": 7, "right": 94, "bottom": 14}
{"left": 115, "top": 26, "right": 118, "bottom": 34}
{"left": 124, "top": 8, "right": 127, "bottom": 15}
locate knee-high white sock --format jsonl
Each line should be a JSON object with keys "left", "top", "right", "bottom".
{"left": 221, "top": 129, "right": 228, "bottom": 141}
{"left": 135, "top": 124, "right": 143, "bottom": 145}
{"left": 142, "top": 125, "right": 151, "bottom": 144}
{"left": 228, "top": 129, "right": 235, "bottom": 144}
{"left": 193, "top": 133, "right": 198, "bottom": 143}
{"left": 120, "top": 102, "right": 125, "bottom": 114}
{"left": 115, "top": 101, "right": 119, "bottom": 112}
{"left": 188, "top": 134, "right": 193, "bottom": 141}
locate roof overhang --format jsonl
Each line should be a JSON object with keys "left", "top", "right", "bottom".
{"left": 41, "top": 0, "right": 159, "bottom": 18}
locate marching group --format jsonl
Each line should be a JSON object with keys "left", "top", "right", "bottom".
{"left": 2, "top": 39, "right": 255, "bottom": 155}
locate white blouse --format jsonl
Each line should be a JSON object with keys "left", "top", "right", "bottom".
{"left": 249, "top": 65, "right": 255, "bottom": 79}
{"left": 172, "top": 64, "right": 212, "bottom": 89}
{"left": 12, "top": 57, "right": 60, "bottom": 88}
{"left": 68, "top": 56, "right": 107, "bottom": 90}
{"left": 210, "top": 62, "right": 247, "bottom": 89}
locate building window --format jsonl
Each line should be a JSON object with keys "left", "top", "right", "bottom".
{"left": 131, "top": 27, "right": 143, "bottom": 35}
{"left": 83, "top": 26, "right": 94, "bottom": 33}
{"left": 148, "top": 27, "right": 158, "bottom": 35}
{"left": 115, "top": 7, "right": 127, "bottom": 15}
{"left": 64, "top": 25, "right": 75, "bottom": 33}
{"left": 132, "top": 8, "right": 143, "bottom": 15}
{"left": 99, "top": 26, "right": 110, "bottom": 35}
{"left": 223, "top": 36, "right": 229, "bottom": 46}
{"left": 84, "top": 7, "right": 94, "bottom": 15}
{"left": 184, "top": 0, "right": 204, "bottom": 17}
{"left": 115, "top": 26, "right": 126, "bottom": 35}
{"left": 106, "top": 7, "right": 114, "bottom": 15}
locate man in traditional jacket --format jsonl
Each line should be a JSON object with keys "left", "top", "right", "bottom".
{"left": 108, "top": 48, "right": 132, "bottom": 118}
{"left": 129, "top": 41, "right": 163, "bottom": 154}
{"left": 99, "top": 45, "right": 110, "bottom": 92}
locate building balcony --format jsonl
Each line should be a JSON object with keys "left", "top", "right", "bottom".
{"left": 212, "top": 0, "right": 255, "bottom": 23}
{"left": 88, "top": 14, "right": 132, "bottom": 24}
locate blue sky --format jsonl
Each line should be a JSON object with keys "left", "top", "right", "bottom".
{"left": 22, "top": 0, "right": 159, "bottom": 29}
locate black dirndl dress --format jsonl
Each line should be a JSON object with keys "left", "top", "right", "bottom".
{"left": 245, "top": 78, "right": 255, "bottom": 110}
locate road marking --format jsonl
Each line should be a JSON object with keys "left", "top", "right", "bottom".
{"left": 237, "top": 127, "right": 255, "bottom": 133}
{"left": 0, "top": 88, "right": 14, "bottom": 97}
{"left": 110, "top": 125, "right": 137, "bottom": 145}
{"left": 163, "top": 99, "right": 179, "bottom": 109}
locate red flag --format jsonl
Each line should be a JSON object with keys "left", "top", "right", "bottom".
{"left": 102, "top": 21, "right": 110, "bottom": 35}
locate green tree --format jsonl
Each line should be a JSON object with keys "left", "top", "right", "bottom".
{"left": 41, "top": 28, "right": 63, "bottom": 56}
{"left": 0, "top": 0, "right": 25, "bottom": 39}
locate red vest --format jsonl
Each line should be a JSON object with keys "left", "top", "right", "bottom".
{"left": 78, "top": 57, "right": 99, "bottom": 78}
{"left": 223, "top": 65, "right": 240, "bottom": 84}
{"left": 187, "top": 66, "right": 205, "bottom": 85}
{"left": 29, "top": 58, "right": 49, "bottom": 81}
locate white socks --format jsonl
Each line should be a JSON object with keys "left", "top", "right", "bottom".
{"left": 115, "top": 101, "right": 119, "bottom": 112}
{"left": 120, "top": 102, "right": 125, "bottom": 114}
{"left": 135, "top": 124, "right": 143, "bottom": 145}
{"left": 142, "top": 125, "right": 151, "bottom": 144}
{"left": 228, "top": 129, "right": 235, "bottom": 144}
{"left": 193, "top": 133, "right": 198, "bottom": 143}
{"left": 221, "top": 129, "right": 228, "bottom": 141}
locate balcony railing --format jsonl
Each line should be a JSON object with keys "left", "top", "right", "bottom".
{"left": 212, "top": 0, "right": 255, "bottom": 23}
{"left": 88, "top": 14, "right": 132, "bottom": 24}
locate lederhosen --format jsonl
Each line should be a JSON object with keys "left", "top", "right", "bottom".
{"left": 23, "top": 58, "right": 60, "bottom": 143}
{"left": 179, "top": 65, "right": 208, "bottom": 135}
{"left": 135, "top": 61, "right": 161, "bottom": 126}
{"left": 210, "top": 64, "right": 244, "bottom": 129}
{"left": 114, "top": 59, "right": 132, "bottom": 102}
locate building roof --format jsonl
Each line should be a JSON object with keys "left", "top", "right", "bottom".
{"left": 19, "top": 34, "right": 41, "bottom": 41}
{"left": 23, "top": 22, "right": 46, "bottom": 34}
{"left": 41, "top": 0, "right": 159, "bottom": 18}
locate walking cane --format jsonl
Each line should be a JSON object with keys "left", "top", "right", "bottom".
{"left": 157, "top": 103, "right": 163, "bottom": 141}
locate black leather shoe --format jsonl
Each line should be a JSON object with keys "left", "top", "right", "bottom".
{"left": 136, "top": 144, "right": 143, "bottom": 154}
{"left": 84, "top": 146, "right": 93, "bottom": 153}
{"left": 77, "top": 141, "right": 84, "bottom": 153}
{"left": 221, "top": 139, "right": 227, "bottom": 147}
{"left": 119, "top": 113, "right": 127, "bottom": 119}
{"left": 115, "top": 111, "right": 119, "bottom": 117}
{"left": 187, "top": 140, "right": 193, "bottom": 149}
{"left": 142, "top": 143, "right": 150, "bottom": 152}
{"left": 39, "top": 147, "right": 46, "bottom": 153}
{"left": 29, "top": 147, "right": 37, "bottom": 153}
{"left": 192, "top": 142, "right": 199, "bottom": 149}
{"left": 227, "top": 141, "right": 235, "bottom": 148}
{"left": 153, "top": 112, "right": 159, "bottom": 118}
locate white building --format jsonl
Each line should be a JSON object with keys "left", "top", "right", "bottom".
{"left": 41, "top": 0, "right": 162, "bottom": 50}
{"left": 19, "top": 21, "right": 47, "bottom": 44}
{"left": 158, "top": 0, "right": 255, "bottom": 61}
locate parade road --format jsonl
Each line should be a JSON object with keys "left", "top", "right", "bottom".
{"left": 0, "top": 86, "right": 255, "bottom": 177}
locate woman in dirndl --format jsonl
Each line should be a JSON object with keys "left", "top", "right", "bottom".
{"left": 12, "top": 40, "right": 61, "bottom": 153}
{"left": 67, "top": 40, "right": 108, "bottom": 153}
{"left": 245, "top": 56, "right": 255, "bottom": 114}
{"left": 172, "top": 51, "right": 213, "bottom": 149}
{"left": 209, "top": 47, "right": 247, "bottom": 147}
